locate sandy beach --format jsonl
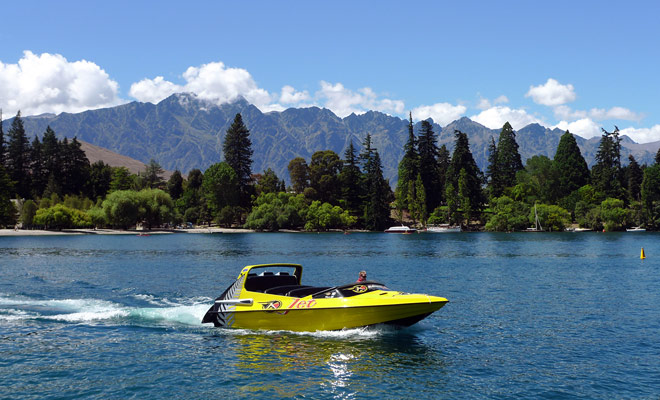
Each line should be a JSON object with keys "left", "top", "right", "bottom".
{"left": 0, "top": 227, "right": 255, "bottom": 236}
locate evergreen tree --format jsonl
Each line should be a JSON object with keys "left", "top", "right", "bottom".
{"left": 109, "top": 167, "right": 133, "bottom": 192}
{"left": 88, "top": 161, "right": 113, "bottom": 200}
{"left": 61, "top": 137, "right": 90, "bottom": 195}
{"left": 554, "top": 130, "right": 590, "bottom": 198}
{"left": 167, "top": 170, "right": 184, "bottom": 200}
{"left": 223, "top": 113, "right": 253, "bottom": 205}
{"left": 626, "top": 154, "right": 643, "bottom": 202}
{"left": 436, "top": 144, "right": 450, "bottom": 207}
{"left": 417, "top": 120, "right": 442, "bottom": 212}
{"left": 30, "top": 136, "right": 47, "bottom": 197}
{"left": 360, "top": 134, "right": 391, "bottom": 230}
{"left": 591, "top": 126, "right": 623, "bottom": 199}
{"left": 486, "top": 136, "right": 500, "bottom": 198}
{"left": 446, "top": 130, "right": 485, "bottom": 224}
{"left": 655, "top": 148, "right": 660, "bottom": 165}
{"left": 641, "top": 163, "right": 660, "bottom": 227}
{"left": 493, "top": 122, "right": 523, "bottom": 196}
{"left": 6, "top": 111, "right": 31, "bottom": 198}
{"left": 0, "top": 110, "right": 5, "bottom": 167}
{"left": 339, "top": 141, "right": 363, "bottom": 217}
{"left": 0, "top": 165, "right": 17, "bottom": 227}
{"left": 288, "top": 157, "right": 310, "bottom": 193}
{"left": 395, "top": 113, "right": 418, "bottom": 210}
{"left": 41, "top": 127, "right": 61, "bottom": 193}
{"left": 144, "top": 159, "right": 165, "bottom": 189}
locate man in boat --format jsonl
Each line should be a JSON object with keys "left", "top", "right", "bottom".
{"left": 357, "top": 270, "right": 367, "bottom": 282}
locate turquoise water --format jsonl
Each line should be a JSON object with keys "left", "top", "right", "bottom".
{"left": 1, "top": 232, "right": 659, "bottom": 399}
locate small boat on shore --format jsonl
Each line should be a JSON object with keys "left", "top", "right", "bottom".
{"left": 384, "top": 225, "right": 417, "bottom": 234}
{"left": 626, "top": 227, "right": 646, "bottom": 232}
{"left": 524, "top": 204, "right": 544, "bottom": 232}
{"left": 202, "top": 263, "right": 448, "bottom": 331}
{"left": 426, "top": 224, "right": 461, "bottom": 233}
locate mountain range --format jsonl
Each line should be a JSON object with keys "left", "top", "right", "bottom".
{"left": 8, "top": 93, "right": 660, "bottom": 185}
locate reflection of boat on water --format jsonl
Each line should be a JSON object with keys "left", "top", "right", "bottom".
{"left": 626, "top": 226, "right": 646, "bottom": 232}
{"left": 384, "top": 225, "right": 417, "bottom": 234}
{"left": 426, "top": 224, "right": 461, "bottom": 233}
{"left": 202, "top": 263, "right": 447, "bottom": 331}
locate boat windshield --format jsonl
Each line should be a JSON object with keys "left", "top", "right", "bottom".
{"left": 312, "top": 282, "right": 390, "bottom": 299}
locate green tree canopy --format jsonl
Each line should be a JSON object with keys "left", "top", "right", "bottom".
{"left": 492, "top": 122, "right": 523, "bottom": 197}
{"left": 396, "top": 113, "right": 419, "bottom": 210}
{"left": 202, "top": 162, "right": 239, "bottom": 217}
{"left": 309, "top": 150, "right": 342, "bottom": 204}
{"left": 167, "top": 170, "right": 184, "bottom": 200}
{"left": 591, "top": 127, "right": 623, "bottom": 199}
{"left": 417, "top": 120, "right": 442, "bottom": 212}
{"left": 553, "top": 130, "right": 590, "bottom": 199}
{"left": 6, "top": 111, "right": 31, "bottom": 198}
{"left": 223, "top": 113, "right": 253, "bottom": 205}
{"left": 446, "top": 130, "right": 485, "bottom": 223}
{"left": 288, "top": 157, "right": 310, "bottom": 194}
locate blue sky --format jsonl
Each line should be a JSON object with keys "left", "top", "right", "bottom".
{"left": 1, "top": 1, "right": 659, "bottom": 142}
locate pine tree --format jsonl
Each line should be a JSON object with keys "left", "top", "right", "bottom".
{"left": 223, "top": 113, "right": 253, "bottom": 206}
{"left": 30, "top": 136, "right": 47, "bottom": 197}
{"left": 417, "top": 120, "right": 442, "bottom": 212}
{"left": 446, "top": 130, "right": 485, "bottom": 224}
{"left": 553, "top": 130, "right": 590, "bottom": 198}
{"left": 0, "top": 109, "right": 5, "bottom": 167}
{"left": 493, "top": 122, "right": 523, "bottom": 195}
{"left": 655, "top": 148, "right": 660, "bottom": 165}
{"left": 144, "top": 159, "right": 165, "bottom": 189}
{"left": 6, "top": 111, "right": 31, "bottom": 198}
{"left": 591, "top": 126, "right": 623, "bottom": 198}
{"left": 360, "top": 134, "right": 391, "bottom": 230}
{"left": 486, "top": 136, "right": 500, "bottom": 198}
{"left": 167, "top": 170, "right": 184, "bottom": 200}
{"left": 395, "top": 113, "right": 418, "bottom": 210}
{"left": 61, "top": 137, "right": 90, "bottom": 195}
{"left": 339, "top": 141, "right": 363, "bottom": 217}
{"left": 626, "top": 154, "right": 643, "bottom": 202}
{"left": 436, "top": 144, "right": 450, "bottom": 208}
{"left": 0, "top": 165, "right": 17, "bottom": 227}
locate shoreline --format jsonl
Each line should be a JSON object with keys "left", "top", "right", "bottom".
{"left": 0, "top": 227, "right": 255, "bottom": 236}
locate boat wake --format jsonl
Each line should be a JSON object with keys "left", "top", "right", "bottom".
{"left": 0, "top": 293, "right": 210, "bottom": 327}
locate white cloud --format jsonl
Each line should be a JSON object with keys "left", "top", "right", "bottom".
{"left": 129, "top": 76, "right": 181, "bottom": 105}
{"left": 476, "top": 95, "right": 508, "bottom": 110}
{"left": 316, "top": 81, "right": 404, "bottom": 117}
{"left": 129, "top": 61, "right": 275, "bottom": 110}
{"left": 619, "top": 125, "right": 660, "bottom": 143}
{"left": 470, "top": 106, "right": 543, "bottom": 130}
{"left": 526, "top": 78, "right": 576, "bottom": 106}
{"left": 589, "top": 106, "right": 642, "bottom": 121}
{"left": 0, "top": 51, "right": 121, "bottom": 116}
{"left": 554, "top": 118, "right": 602, "bottom": 139}
{"left": 411, "top": 103, "right": 467, "bottom": 125}
{"left": 280, "top": 85, "right": 310, "bottom": 104}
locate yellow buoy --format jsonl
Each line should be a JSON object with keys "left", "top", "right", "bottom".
{"left": 641, "top": 247, "right": 646, "bottom": 260}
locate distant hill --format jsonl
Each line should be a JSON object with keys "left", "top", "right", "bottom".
{"left": 78, "top": 140, "right": 176, "bottom": 180}
{"left": 7, "top": 93, "right": 659, "bottom": 185}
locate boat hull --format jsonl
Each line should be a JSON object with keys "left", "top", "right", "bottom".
{"left": 204, "top": 299, "right": 447, "bottom": 331}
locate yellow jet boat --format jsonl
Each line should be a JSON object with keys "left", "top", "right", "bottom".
{"left": 202, "top": 263, "right": 448, "bottom": 331}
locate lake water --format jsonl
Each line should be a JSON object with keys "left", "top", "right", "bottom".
{"left": 1, "top": 232, "right": 659, "bottom": 399}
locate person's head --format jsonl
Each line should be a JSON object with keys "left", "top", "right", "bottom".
{"left": 359, "top": 270, "right": 367, "bottom": 280}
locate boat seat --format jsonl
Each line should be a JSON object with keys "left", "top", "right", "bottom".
{"left": 264, "top": 285, "right": 311, "bottom": 295}
{"left": 287, "top": 286, "right": 331, "bottom": 298}
{"left": 244, "top": 275, "right": 298, "bottom": 293}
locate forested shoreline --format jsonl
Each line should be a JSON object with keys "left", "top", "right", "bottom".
{"left": 1, "top": 110, "right": 659, "bottom": 232}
